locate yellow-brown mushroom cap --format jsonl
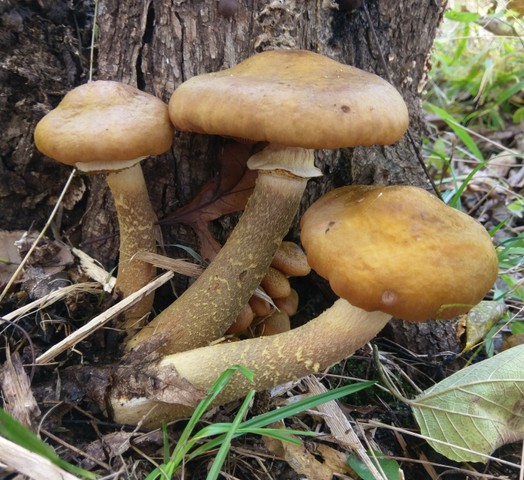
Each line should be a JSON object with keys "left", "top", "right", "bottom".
{"left": 300, "top": 185, "right": 498, "bottom": 321}
{"left": 34, "top": 81, "right": 173, "bottom": 171}
{"left": 169, "top": 50, "right": 409, "bottom": 149}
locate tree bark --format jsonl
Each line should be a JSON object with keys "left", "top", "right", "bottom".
{"left": 1, "top": 0, "right": 460, "bottom": 354}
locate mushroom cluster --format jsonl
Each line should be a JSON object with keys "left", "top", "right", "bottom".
{"left": 111, "top": 184, "right": 498, "bottom": 428}
{"left": 34, "top": 50, "right": 498, "bottom": 431}
{"left": 127, "top": 49, "right": 409, "bottom": 354}
{"left": 226, "top": 240, "right": 310, "bottom": 337}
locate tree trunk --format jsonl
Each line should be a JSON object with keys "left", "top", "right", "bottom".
{"left": 1, "top": 0, "right": 460, "bottom": 354}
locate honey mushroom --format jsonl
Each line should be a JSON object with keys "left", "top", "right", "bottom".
{"left": 34, "top": 81, "right": 173, "bottom": 332}
{"left": 127, "top": 50, "right": 409, "bottom": 354}
{"left": 110, "top": 185, "right": 497, "bottom": 428}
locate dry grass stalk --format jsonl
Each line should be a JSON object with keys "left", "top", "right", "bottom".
{"left": 304, "top": 376, "right": 387, "bottom": 480}
{"left": 0, "top": 435, "right": 81, "bottom": 480}
{"left": 35, "top": 271, "right": 173, "bottom": 365}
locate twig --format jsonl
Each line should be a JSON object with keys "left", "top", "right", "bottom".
{"left": 35, "top": 271, "right": 173, "bottom": 365}
{"left": 304, "top": 376, "right": 387, "bottom": 480}
{"left": 0, "top": 169, "right": 77, "bottom": 303}
{"left": 0, "top": 435, "right": 80, "bottom": 480}
{"left": 362, "top": 1, "right": 442, "bottom": 199}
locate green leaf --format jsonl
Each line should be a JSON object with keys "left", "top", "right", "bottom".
{"left": 496, "top": 80, "right": 524, "bottom": 107}
{"left": 512, "top": 322, "right": 524, "bottom": 335}
{"left": 445, "top": 10, "right": 481, "bottom": 23}
{"left": 506, "top": 198, "right": 524, "bottom": 218}
{"left": 427, "top": 104, "right": 485, "bottom": 162}
{"left": 513, "top": 107, "right": 524, "bottom": 124}
{"left": 411, "top": 345, "right": 524, "bottom": 463}
{"left": 188, "top": 381, "right": 375, "bottom": 461}
{"left": 207, "top": 390, "right": 256, "bottom": 480}
{"left": 348, "top": 450, "right": 400, "bottom": 480}
{"left": 0, "top": 409, "right": 96, "bottom": 479}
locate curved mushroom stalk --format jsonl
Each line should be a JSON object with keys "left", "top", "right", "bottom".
{"left": 112, "top": 299, "right": 391, "bottom": 428}
{"left": 127, "top": 50, "right": 409, "bottom": 354}
{"left": 126, "top": 147, "right": 318, "bottom": 353}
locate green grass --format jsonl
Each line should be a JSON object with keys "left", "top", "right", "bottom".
{"left": 145, "top": 365, "right": 375, "bottom": 479}
{"left": 423, "top": 1, "right": 524, "bottom": 322}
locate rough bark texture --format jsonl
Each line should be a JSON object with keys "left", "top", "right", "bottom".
{"left": 1, "top": 0, "right": 460, "bottom": 354}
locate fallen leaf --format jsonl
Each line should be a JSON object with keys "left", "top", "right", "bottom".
{"left": 460, "top": 300, "right": 507, "bottom": 353}
{"left": 347, "top": 450, "right": 401, "bottom": 480}
{"left": 160, "top": 141, "right": 258, "bottom": 260}
{"left": 411, "top": 344, "right": 524, "bottom": 463}
{"left": 263, "top": 422, "right": 353, "bottom": 480}
{"left": 0, "top": 230, "right": 26, "bottom": 286}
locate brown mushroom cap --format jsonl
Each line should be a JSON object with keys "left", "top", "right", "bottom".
{"left": 169, "top": 50, "right": 408, "bottom": 149}
{"left": 271, "top": 241, "right": 311, "bottom": 277}
{"left": 300, "top": 185, "right": 498, "bottom": 321}
{"left": 34, "top": 80, "right": 173, "bottom": 171}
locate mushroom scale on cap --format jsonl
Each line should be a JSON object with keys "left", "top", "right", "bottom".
{"left": 127, "top": 49, "right": 409, "bottom": 355}
{"left": 110, "top": 185, "right": 498, "bottom": 428}
{"left": 34, "top": 81, "right": 174, "bottom": 333}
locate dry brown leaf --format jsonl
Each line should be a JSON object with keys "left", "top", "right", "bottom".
{"left": 263, "top": 422, "right": 354, "bottom": 480}
{"left": 0, "top": 230, "right": 25, "bottom": 286}
{"left": 0, "top": 351, "right": 40, "bottom": 430}
{"left": 160, "top": 141, "right": 257, "bottom": 260}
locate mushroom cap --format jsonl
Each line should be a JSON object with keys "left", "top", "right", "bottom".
{"left": 169, "top": 50, "right": 408, "bottom": 149}
{"left": 34, "top": 81, "right": 173, "bottom": 171}
{"left": 300, "top": 185, "right": 498, "bottom": 321}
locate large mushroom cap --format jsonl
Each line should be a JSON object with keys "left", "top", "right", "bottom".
{"left": 169, "top": 50, "right": 408, "bottom": 149}
{"left": 34, "top": 81, "right": 173, "bottom": 171}
{"left": 300, "top": 185, "right": 498, "bottom": 321}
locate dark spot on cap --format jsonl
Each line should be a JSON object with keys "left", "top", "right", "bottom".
{"left": 341, "top": 105, "right": 350, "bottom": 113}
{"left": 325, "top": 220, "right": 336, "bottom": 234}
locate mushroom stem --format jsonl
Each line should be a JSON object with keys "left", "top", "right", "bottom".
{"left": 111, "top": 299, "right": 391, "bottom": 427}
{"left": 106, "top": 163, "right": 158, "bottom": 331}
{"left": 127, "top": 146, "right": 319, "bottom": 354}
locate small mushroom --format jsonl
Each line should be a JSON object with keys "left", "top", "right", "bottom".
{"left": 34, "top": 81, "right": 173, "bottom": 332}
{"left": 225, "top": 303, "right": 255, "bottom": 335}
{"left": 261, "top": 267, "right": 291, "bottom": 300}
{"left": 274, "top": 288, "right": 299, "bottom": 317}
{"left": 271, "top": 241, "right": 311, "bottom": 277}
{"left": 256, "top": 311, "right": 291, "bottom": 336}
{"left": 127, "top": 49, "right": 408, "bottom": 354}
{"left": 110, "top": 185, "right": 497, "bottom": 428}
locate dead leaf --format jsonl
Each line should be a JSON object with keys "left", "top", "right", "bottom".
{"left": 0, "top": 351, "right": 40, "bottom": 430}
{"left": 460, "top": 300, "right": 507, "bottom": 352}
{"left": 263, "top": 422, "right": 354, "bottom": 480}
{"left": 82, "top": 431, "right": 135, "bottom": 469}
{"left": 160, "top": 141, "right": 258, "bottom": 260}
